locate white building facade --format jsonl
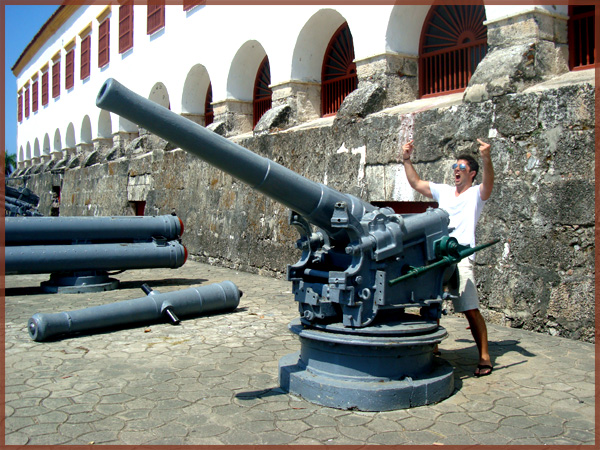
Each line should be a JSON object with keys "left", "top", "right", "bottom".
{"left": 12, "top": 3, "right": 592, "bottom": 169}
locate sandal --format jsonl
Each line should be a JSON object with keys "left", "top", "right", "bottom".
{"left": 475, "top": 364, "right": 493, "bottom": 377}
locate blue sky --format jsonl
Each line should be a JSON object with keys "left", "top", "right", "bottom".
{"left": 4, "top": 4, "right": 59, "bottom": 156}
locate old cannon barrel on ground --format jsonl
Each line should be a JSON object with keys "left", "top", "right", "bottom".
{"left": 96, "top": 78, "right": 374, "bottom": 238}
{"left": 28, "top": 281, "right": 242, "bottom": 341}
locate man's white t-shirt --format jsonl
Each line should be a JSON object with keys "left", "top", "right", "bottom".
{"left": 429, "top": 182, "right": 486, "bottom": 253}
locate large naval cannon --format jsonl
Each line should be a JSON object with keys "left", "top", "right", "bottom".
{"left": 96, "top": 78, "right": 499, "bottom": 410}
{"left": 5, "top": 214, "right": 187, "bottom": 293}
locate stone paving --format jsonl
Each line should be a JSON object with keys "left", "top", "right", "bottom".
{"left": 4, "top": 260, "right": 596, "bottom": 445}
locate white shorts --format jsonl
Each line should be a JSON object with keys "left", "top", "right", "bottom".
{"left": 450, "top": 258, "right": 480, "bottom": 313}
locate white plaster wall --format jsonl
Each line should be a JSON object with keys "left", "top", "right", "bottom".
{"left": 14, "top": 4, "right": 566, "bottom": 165}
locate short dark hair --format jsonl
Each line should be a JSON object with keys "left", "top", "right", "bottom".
{"left": 456, "top": 154, "right": 479, "bottom": 180}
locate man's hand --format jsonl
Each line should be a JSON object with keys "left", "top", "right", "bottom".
{"left": 402, "top": 140, "right": 414, "bottom": 161}
{"left": 477, "top": 139, "right": 491, "bottom": 159}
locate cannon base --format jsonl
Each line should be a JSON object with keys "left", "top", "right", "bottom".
{"left": 279, "top": 317, "right": 454, "bottom": 411}
{"left": 41, "top": 271, "right": 119, "bottom": 294}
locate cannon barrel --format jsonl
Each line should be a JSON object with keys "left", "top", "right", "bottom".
{"left": 5, "top": 215, "right": 183, "bottom": 245}
{"left": 96, "top": 78, "right": 374, "bottom": 237}
{"left": 5, "top": 241, "right": 187, "bottom": 275}
{"left": 28, "top": 281, "right": 242, "bottom": 341}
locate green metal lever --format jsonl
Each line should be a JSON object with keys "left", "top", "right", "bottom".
{"left": 388, "top": 238, "right": 501, "bottom": 286}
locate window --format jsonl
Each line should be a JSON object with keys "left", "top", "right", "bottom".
{"left": 321, "top": 22, "right": 357, "bottom": 117}
{"left": 98, "top": 17, "right": 110, "bottom": 67}
{"left": 65, "top": 47, "right": 75, "bottom": 89}
{"left": 119, "top": 1, "right": 133, "bottom": 53}
{"left": 253, "top": 56, "right": 272, "bottom": 127}
{"left": 24, "top": 87, "right": 30, "bottom": 118}
{"left": 52, "top": 59, "right": 60, "bottom": 98}
{"left": 147, "top": 2, "right": 165, "bottom": 35}
{"left": 419, "top": 4, "right": 487, "bottom": 98}
{"left": 32, "top": 80, "right": 38, "bottom": 113}
{"left": 568, "top": 5, "right": 595, "bottom": 70}
{"left": 41, "top": 71, "right": 49, "bottom": 106}
{"left": 17, "top": 93, "right": 23, "bottom": 122}
{"left": 205, "top": 82, "right": 213, "bottom": 126}
{"left": 81, "top": 34, "right": 91, "bottom": 79}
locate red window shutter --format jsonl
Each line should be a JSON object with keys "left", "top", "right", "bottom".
{"left": 32, "top": 81, "right": 38, "bottom": 113}
{"left": 41, "top": 72, "right": 49, "bottom": 105}
{"left": 65, "top": 48, "right": 75, "bottom": 89}
{"left": 17, "top": 93, "right": 23, "bottom": 122}
{"left": 147, "top": 3, "right": 165, "bottom": 35}
{"left": 52, "top": 60, "right": 60, "bottom": 98}
{"left": 119, "top": 2, "right": 133, "bottom": 54}
{"left": 24, "top": 87, "right": 30, "bottom": 118}
{"left": 81, "top": 35, "right": 90, "bottom": 79}
{"left": 184, "top": 0, "right": 204, "bottom": 11}
{"left": 98, "top": 18, "right": 110, "bottom": 68}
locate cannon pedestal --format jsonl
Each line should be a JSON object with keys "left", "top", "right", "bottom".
{"left": 41, "top": 271, "right": 120, "bottom": 294}
{"left": 279, "top": 316, "right": 454, "bottom": 411}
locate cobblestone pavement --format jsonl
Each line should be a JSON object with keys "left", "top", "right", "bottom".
{"left": 4, "top": 261, "right": 596, "bottom": 445}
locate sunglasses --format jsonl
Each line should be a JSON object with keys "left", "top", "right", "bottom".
{"left": 452, "top": 163, "right": 467, "bottom": 171}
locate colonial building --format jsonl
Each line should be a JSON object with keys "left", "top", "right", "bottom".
{"left": 13, "top": 3, "right": 594, "bottom": 168}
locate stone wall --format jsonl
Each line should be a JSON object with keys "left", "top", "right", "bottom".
{"left": 9, "top": 69, "right": 595, "bottom": 343}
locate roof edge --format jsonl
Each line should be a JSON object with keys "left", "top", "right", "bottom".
{"left": 12, "top": 5, "right": 82, "bottom": 78}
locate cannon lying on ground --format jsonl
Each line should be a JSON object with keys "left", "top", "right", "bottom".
{"left": 5, "top": 214, "right": 187, "bottom": 293}
{"left": 96, "top": 78, "right": 499, "bottom": 411}
{"left": 28, "top": 281, "right": 242, "bottom": 341}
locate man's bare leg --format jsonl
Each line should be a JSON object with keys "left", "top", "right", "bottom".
{"left": 463, "top": 309, "right": 492, "bottom": 375}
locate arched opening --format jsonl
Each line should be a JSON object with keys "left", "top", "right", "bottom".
{"left": 253, "top": 56, "right": 272, "bottom": 128}
{"left": 66, "top": 123, "right": 76, "bottom": 148}
{"left": 227, "top": 40, "right": 267, "bottom": 102}
{"left": 43, "top": 134, "right": 51, "bottom": 156}
{"left": 97, "top": 111, "right": 112, "bottom": 139}
{"left": 53, "top": 129, "right": 62, "bottom": 154}
{"left": 205, "top": 82, "right": 214, "bottom": 126}
{"left": 82, "top": 115, "right": 93, "bottom": 143}
{"left": 419, "top": 4, "right": 487, "bottom": 98}
{"left": 321, "top": 22, "right": 357, "bottom": 117}
{"left": 149, "top": 82, "right": 170, "bottom": 109}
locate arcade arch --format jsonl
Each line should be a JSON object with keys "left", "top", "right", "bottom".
{"left": 82, "top": 115, "right": 93, "bottom": 143}
{"left": 66, "top": 123, "right": 76, "bottom": 148}
{"left": 149, "top": 82, "right": 170, "bottom": 109}
{"left": 228, "top": 40, "right": 267, "bottom": 102}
